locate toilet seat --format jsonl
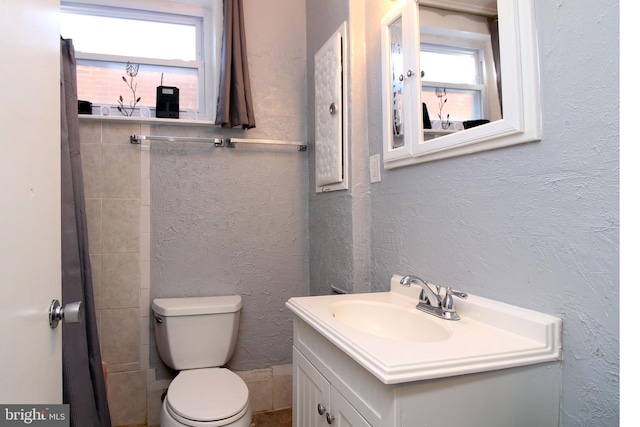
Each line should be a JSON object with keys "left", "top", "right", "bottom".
{"left": 166, "top": 368, "right": 249, "bottom": 426}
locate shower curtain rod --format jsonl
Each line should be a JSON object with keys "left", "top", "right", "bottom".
{"left": 129, "top": 134, "right": 308, "bottom": 151}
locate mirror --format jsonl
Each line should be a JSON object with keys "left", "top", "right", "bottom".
{"left": 381, "top": 0, "right": 541, "bottom": 168}
{"left": 418, "top": 3, "right": 501, "bottom": 133}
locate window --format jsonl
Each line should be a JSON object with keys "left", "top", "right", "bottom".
{"left": 420, "top": 44, "right": 485, "bottom": 123}
{"left": 60, "top": 1, "right": 220, "bottom": 120}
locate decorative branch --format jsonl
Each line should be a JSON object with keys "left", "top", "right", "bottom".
{"left": 436, "top": 87, "right": 451, "bottom": 130}
{"left": 117, "top": 62, "right": 141, "bottom": 117}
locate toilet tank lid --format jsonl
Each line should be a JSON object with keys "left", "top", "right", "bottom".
{"left": 152, "top": 296, "right": 242, "bottom": 316}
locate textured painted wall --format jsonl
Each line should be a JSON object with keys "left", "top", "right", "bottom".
{"left": 150, "top": 0, "right": 308, "bottom": 374}
{"left": 307, "top": 0, "right": 374, "bottom": 296}
{"left": 306, "top": 0, "right": 353, "bottom": 296}
{"left": 309, "top": 0, "right": 619, "bottom": 425}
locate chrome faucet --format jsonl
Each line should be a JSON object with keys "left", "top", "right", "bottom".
{"left": 399, "top": 275, "right": 441, "bottom": 306}
{"left": 399, "top": 275, "right": 468, "bottom": 321}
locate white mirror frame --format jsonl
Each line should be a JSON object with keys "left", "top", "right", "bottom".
{"left": 382, "top": 0, "right": 541, "bottom": 169}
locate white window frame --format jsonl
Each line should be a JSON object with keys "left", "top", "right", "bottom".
{"left": 61, "top": 0, "right": 221, "bottom": 122}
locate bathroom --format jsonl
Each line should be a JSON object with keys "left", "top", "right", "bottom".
{"left": 0, "top": 0, "right": 619, "bottom": 426}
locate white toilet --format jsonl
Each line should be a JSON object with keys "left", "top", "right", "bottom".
{"left": 152, "top": 295, "right": 252, "bottom": 427}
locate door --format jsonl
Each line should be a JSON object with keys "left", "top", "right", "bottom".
{"left": 0, "top": 0, "right": 62, "bottom": 403}
{"left": 314, "top": 22, "right": 346, "bottom": 193}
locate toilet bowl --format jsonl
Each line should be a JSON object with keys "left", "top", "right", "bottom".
{"left": 152, "top": 296, "right": 252, "bottom": 427}
{"left": 160, "top": 368, "right": 251, "bottom": 427}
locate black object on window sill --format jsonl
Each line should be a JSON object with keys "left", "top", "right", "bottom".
{"left": 423, "top": 103, "right": 432, "bottom": 129}
{"left": 78, "top": 100, "right": 92, "bottom": 115}
{"left": 463, "top": 119, "right": 490, "bottom": 129}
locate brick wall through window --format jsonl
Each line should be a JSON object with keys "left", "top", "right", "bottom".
{"left": 77, "top": 64, "right": 199, "bottom": 111}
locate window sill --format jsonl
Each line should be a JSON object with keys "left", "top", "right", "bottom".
{"left": 78, "top": 114, "right": 216, "bottom": 127}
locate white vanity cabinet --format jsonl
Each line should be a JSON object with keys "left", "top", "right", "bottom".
{"left": 290, "top": 301, "right": 562, "bottom": 427}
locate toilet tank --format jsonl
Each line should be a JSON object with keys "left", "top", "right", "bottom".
{"left": 152, "top": 296, "right": 242, "bottom": 370}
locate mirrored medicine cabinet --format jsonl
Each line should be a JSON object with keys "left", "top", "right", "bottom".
{"left": 381, "top": 0, "right": 541, "bottom": 169}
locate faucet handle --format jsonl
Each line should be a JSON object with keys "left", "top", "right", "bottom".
{"left": 441, "top": 287, "right": 468, "bottom": 312}
{"left": 449, "top": 288, "right": 468, "bottom": 299}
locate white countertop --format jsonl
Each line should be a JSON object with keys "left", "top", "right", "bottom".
{"left": 286, "top": 275, "right": 562, "bottom": 384}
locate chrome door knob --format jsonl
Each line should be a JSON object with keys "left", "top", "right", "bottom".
{"left": 49, "top": 299, "right": 83, "bottom": 329}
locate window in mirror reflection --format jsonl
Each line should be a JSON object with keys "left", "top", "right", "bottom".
{"left": 420, "top": 46, "right": 484, "bottom": 125}
{"left": 420, "top": 48, "right": 478, "bottom": 84}
{"left": 422, "top": 85, "right": 482, "bottom": 123}
{"left": 418, "top": 6, "right": 502, "bottom": 131}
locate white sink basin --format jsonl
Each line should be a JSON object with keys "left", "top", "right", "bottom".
{"left": 286, "top": 275, "right": 562, "bottom": 384}
{"left": 329, "top": 300, "right": 452, "bottom": 342}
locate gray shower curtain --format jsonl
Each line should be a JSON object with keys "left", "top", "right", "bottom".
{"left": 215, "top": 0, "right": 256, "bottom": 129}
{"left": 60, "top": 37, "right": 112, "bottom": 427}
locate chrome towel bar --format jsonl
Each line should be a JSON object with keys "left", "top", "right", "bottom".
{"left": 130, "top": 134, "right": 307, "bottom": 151}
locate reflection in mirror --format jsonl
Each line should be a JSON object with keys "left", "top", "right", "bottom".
{"left": 381, "top": 0, "right": 540, "bottom": 168}
{"left": 418, "top": 4, "right": 500, "bottom": 137}
{"left": 389, "top": 16, "right": 405, "bottom": 149}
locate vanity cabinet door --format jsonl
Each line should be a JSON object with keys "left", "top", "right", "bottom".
{"left": 294, "top": 349, "right": 373, "bottom": 427}
{"left": 329, "top": 390, "right": 372, "bottom": 427}
{"left": 294, "top": 349, "right": 331, "bottom": 427}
